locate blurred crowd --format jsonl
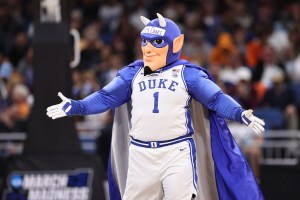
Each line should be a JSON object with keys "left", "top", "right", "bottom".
{"left": 0, "top": 0, "right": 300, "bottom": 134}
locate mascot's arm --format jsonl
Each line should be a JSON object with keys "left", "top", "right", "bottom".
{"left": 183, "top": 66, "right": 265, "bottom": 134}
{"left": 70, "top": 75, "right": 132, "bottom": 115}
{"left": 47, "top": 66, "right": 138, "bottom": 119}
{"left": 184, "top": 67, "right": 243, "bottom": 123}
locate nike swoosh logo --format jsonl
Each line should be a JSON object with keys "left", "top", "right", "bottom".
{"left": 180, "top": 148, "right": 187, "bottom": 151}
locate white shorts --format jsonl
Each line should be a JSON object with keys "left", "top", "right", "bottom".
{"left": 123, "top": 138, "right": 198, "bottom": 200}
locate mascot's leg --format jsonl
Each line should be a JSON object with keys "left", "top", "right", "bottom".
{"left": 123, "top": 145, "right": 163, "bottom": 200}
{"left": 161, "top": 140, "right": 197, "bottom": 200}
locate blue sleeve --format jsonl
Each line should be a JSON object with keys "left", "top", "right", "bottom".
{"left": 183, "top": 66, "right": 244, "bottom": 123}
{"left": 69, "top": 65, "right": 139, "bottom": 115}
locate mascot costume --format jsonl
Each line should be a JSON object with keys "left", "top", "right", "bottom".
{"left": 108, "top": 14, "right": 264, "bottom": 200}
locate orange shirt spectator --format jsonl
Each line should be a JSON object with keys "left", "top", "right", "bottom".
{"left": 209, "top": 32, "right": 239, "bottom": 66}
{"left": 246, "top": 39, "right": 263, "bottom": 68}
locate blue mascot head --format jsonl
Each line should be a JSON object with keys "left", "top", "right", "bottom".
{"left": 140, "top": 13, "right": 184, "bottom": 70}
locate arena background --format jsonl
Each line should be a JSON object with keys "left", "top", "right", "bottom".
{"left": 0, "top": 0, "right": 300, "bottom": 199}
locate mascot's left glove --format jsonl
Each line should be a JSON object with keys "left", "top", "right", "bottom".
{"left": 46, "top": 92, "right": 72, "bottom": 120}
{"left": 241, "top": 109, "right": 265, "bottom": 135}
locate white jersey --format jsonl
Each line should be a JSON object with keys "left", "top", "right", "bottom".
{"left": 130, "top": 64, "right": 192, "bottom": 141}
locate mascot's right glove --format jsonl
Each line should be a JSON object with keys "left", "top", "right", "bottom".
{"left": 241, "top": 109, "right": 265, "bottom": 135}
{"left": 46, "top": 92, "right": 72, "bottom": 120}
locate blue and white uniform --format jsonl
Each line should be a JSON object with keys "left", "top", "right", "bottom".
{"left": 69, "top": 59, "right": 244, "bottom": 199}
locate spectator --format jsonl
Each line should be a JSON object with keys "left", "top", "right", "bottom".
{"left": 99, "top": 53, "right": 124, "bottom": 86}
{"left": 284, "top": 26, "right": 300, "bottom": 84}
{"left": 95, "top": 45, "right": 113, "bottom": 81}
{"left": 17, "top": 46, "right": 33, "bottom": 90}
{"left": 113, "top": 10, "right": 139, "bottom": 63}
{"left": 98, "top": 0, "right": 123, "bottom": 43}
{"left": 219, "top": 53, "right": 247, "bottom": 86}
{"left": 260, "top": 70, "right": 298, "bottom": 129}
{"left": 71, "top": 69, "right": 100, "bottom": 100}
{"left": 252, "top": 44, "right": 285, "bottom": 102}
{"left": 81, "top": 69, "right": 100, "bottom": 98}
{"left": 78, "top": 22, "right": 103, "bottom": 70}
{"left": 0, "top": 49, "right": 13, "bottom": 82}
{"left": 9, "top": 31, "right": 29, "bottom": 67}
{"left": 234, "top": 67, "right": 259, "bottom": 109}
{"left": 232, "top": 25, "right": 248, "bottom": 58}
{"left": 245, "top": 22, "right": 273, "bottom": 68}
{"left": 285, "top": 2, "right": 300, "bottom": 26}
{"left": 0, "top": 83, "right": 31, "bottom": 132}
{"left": 209, "top": 32, "right": 239, "bottom": 66}
{"left": 71, "top": 69, "right": 83, "bottom": 100}
{"left": 234, "top": 0, "right": 253, "bottom": 29}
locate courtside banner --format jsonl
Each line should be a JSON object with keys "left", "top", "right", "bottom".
{"left": 3, "top": 168, "right": 93, "bottom": 200}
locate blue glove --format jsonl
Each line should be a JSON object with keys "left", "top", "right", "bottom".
{"left": 46, "top": 92, "right": 72, "bottom": 119}
{"left": 242, "top": 109, "right": 265, "bottom": 135}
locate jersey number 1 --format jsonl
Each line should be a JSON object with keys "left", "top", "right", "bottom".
{"left": 152, "top": 92, "right": 159, "bottom": 113}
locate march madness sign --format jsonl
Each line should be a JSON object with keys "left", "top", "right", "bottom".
{"left": 3, "top": 169, "right": 93, "bottom": 200}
